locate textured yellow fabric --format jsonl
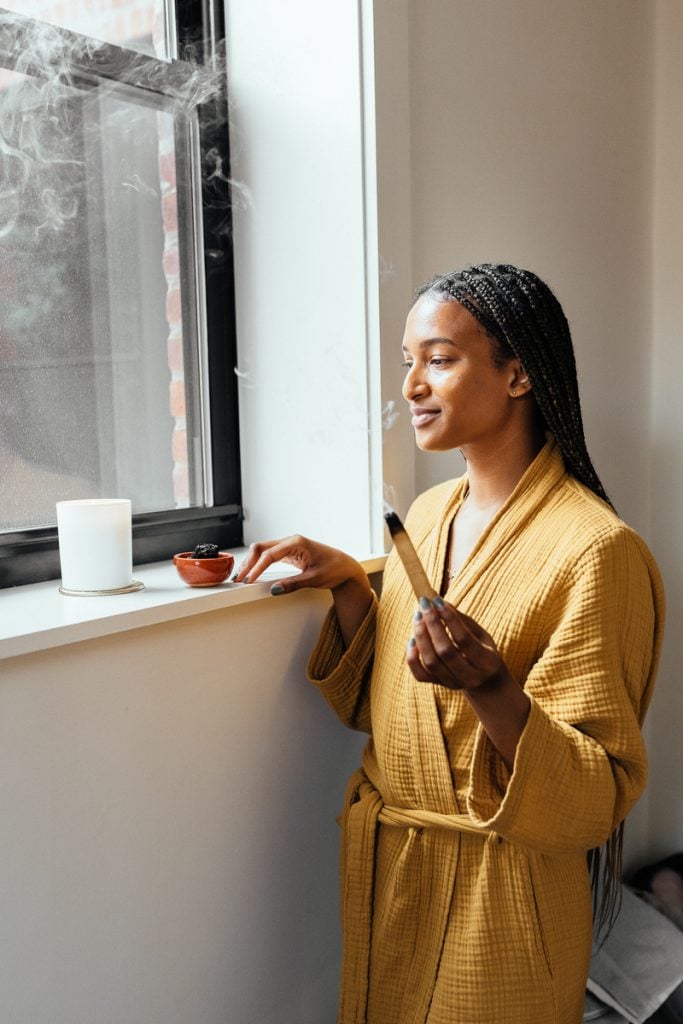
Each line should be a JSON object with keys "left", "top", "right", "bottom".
{"left": 308, "top": 438, "right": 664, "bottom": 1024}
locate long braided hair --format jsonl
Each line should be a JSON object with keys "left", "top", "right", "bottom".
{"left": 416, "top": 263, "right": 622, "bottom": 934}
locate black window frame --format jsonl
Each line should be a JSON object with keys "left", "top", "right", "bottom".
{"left": 0, "top": 1, "right": 243, "bottom": 589}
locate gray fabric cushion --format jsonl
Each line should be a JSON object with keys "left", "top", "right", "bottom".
{"left": 586, "top": 887, "right": 683, "bottom": 1024}
{"left": 584, "top": 989, "right": 628, "bottom": 1021}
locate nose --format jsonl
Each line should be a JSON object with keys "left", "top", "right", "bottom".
{"left": 402, "top": 361, "right": 428, "bottom": 402}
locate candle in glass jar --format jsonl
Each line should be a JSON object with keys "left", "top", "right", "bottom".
{"left": 56, "top": 499, "right": 133, "bottom": 592}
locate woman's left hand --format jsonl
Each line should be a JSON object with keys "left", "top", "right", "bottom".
{"left": 406, "top": 596, "right": 510, "bottom": 692}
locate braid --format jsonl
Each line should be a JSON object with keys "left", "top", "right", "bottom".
{"left": 416, "top": 263, "right": 622, "bottom": 934}
{"left": 416, "top": 264, "right": 613, "bottom": 509}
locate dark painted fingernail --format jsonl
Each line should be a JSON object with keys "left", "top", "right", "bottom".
{"left": 243, "top": 575, "right": 251, "bottom": 584}
{"left": 419, "top": 596, "right": 432, "bottom": 610}
{"left": 433, "top": 597, "right": 445, "bottom": 610}
{"left": 408, "top": 637, "right": 416, "bottom": 647}
{"left": 413, "top": 608, "right": 422, "bottom": 623}
{"left": 271, "top": 584, "right": 285, "bottom": 596}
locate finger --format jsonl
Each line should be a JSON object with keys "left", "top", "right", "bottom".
{"left": 406, "top": 636, "right": 434, "bottom": 682}
{"left": 454, "top": 608, "right": 497, "bottom": 649}
{"left": 425, "top": 599, "right": 503, "bottom": 683}
{"left": 416, "top": 603, "right": 496, "bottom": 691}
{"left": 268, "top": 568, "right": 314, "bottom": 596}
{"left": 425, "top": 598, "right": 493, "bottom": 659}
{"left": 409, "top": 618, "right": 476, "bottom": 689}
{"left": 412, "top": 608, "right": 453, "bottom": 678}
{"left": 235, "top": 538, "right": 304, "bottom": 583}
{"left": 416, "top": 598, "right": 469, "bottom": 659}
{"left": 232, "top": 540, "right": 280, "bottom": 582}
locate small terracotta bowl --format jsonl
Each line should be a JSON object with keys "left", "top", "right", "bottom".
{"left": 173, "top": 551, "right": 235, "bottom": 587}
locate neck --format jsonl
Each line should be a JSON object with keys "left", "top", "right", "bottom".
{"left": 460, "top": 425, "right": 547, "bottom": 512}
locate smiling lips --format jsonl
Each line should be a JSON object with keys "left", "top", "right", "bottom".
{"left": 410, "top": 407, "right": 440, "bottom": 428}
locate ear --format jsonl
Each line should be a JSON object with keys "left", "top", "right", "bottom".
{"left": 508, "top": 362, "right": 532, "bottom": 398}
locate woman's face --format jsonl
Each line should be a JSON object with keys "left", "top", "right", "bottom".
{"left": 401, "top": 295, "right": 521, "bottom": 453}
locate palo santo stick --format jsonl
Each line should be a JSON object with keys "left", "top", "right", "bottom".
{"left": 384, "top": 510, "right": 439, "bottom": 601}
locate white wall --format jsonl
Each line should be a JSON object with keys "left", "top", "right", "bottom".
{"left": 0, "top": 592, "right": 365, "bottom": 1024}
{"left": 227, "top": 0, "right": 384, "bottom": 554}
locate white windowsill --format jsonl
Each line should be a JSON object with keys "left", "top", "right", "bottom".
{"left": 0, "top": 550, "right": 387, "bottom": 661}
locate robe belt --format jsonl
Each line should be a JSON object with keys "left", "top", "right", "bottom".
{"left": 339, "top": 770, "right": 494, "bottom": 1024}
{"left": 378, "top": 804, "right": 493, "bottom": 837}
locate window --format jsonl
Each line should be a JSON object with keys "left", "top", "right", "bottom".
{"left": 0, "top": 1, "right": 242, "bottom": 588}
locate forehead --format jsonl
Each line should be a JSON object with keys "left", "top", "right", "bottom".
{"left": 402, "top": 294, "right": 485, "bottom": 348}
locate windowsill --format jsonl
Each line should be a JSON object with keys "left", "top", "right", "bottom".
{"left": 0, "top": 550, "right": 387, "bottom": 661}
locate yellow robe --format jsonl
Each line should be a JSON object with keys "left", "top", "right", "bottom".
{"left": 308, "top": 439, "right": 664, "bottom": 1024}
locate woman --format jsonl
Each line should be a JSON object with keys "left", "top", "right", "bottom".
{"left": 234, "top": 264, "right": 664, "bottom": 1024}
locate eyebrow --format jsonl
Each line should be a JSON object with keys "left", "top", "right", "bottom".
{"left": 401, "top": 337, "right": 462, "bottom": 353}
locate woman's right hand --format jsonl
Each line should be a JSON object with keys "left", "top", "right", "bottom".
{"left": 232, "top": 535, "right": 365, "bottom": 595}
{"left": 233, "top": 535, "right": 374, "bottom": 646}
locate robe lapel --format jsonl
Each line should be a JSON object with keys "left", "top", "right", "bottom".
{"left": 406, "top": 438, "right": 566, "bottom": 816}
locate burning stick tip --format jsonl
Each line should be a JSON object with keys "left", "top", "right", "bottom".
{"left": 383, "top": 510, "right": 402, "bottom": 535}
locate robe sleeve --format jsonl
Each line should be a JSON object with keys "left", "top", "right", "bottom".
{"left": 466, "top": 526, "right": 664, "bottom": 855}
{"left": 307, "top": 593, "right": 378, "bottom": 733}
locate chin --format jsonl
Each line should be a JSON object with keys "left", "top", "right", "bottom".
{"left": 415, "top": 434, "right": 455, "bottom": 454}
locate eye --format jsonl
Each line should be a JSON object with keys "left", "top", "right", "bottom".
{"left": 429, "top": 357, "right": 452, "bottom": 367}
{"left": 401, "top": 360, "right": 413, "bottom": 370}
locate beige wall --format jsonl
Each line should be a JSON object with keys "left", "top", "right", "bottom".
{"left": 648, "top": 0, "right": 683, "bottom": 859}
{"left": 375, "top": 0, "right": 683, "bottom": 866}
{"left": 405, "top": 0, "right": 655, "bottom": 532}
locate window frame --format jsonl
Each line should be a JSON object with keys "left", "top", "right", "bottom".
{"left": 0, "top": 1, "right": 242, "bottom": 589}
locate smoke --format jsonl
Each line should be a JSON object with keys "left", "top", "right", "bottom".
{"left": 0, "top": 11, "right": 241, "bottom": 242}
{"left": 383, "top": 483, "right": 397, "bottom": 515}
{"left": 205, "top": 145, "right": 252, "bottom": 215}
{"left": 379, "top": 254, "right": 396, "bottom": 283}
{"left": 382, "top": 399, "right": 399, "bottom": 432}
{"left": 233, "top": 364, "right": 255, "bottom": 390}
{"left": 121, "top": 172, "right": 158, "bottom": 199}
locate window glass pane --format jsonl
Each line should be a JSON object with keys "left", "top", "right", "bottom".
{"left": 0, "top": 0, "right": 174, "bottom": 61}
{"left": 0, "top": 69, "right": 204, "bottom": 530}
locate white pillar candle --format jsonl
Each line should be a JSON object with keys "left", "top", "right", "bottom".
{"left": 56, "top": 499, "right": 133, "bottom": 592}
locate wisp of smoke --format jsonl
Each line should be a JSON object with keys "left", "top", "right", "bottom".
{"left": 234, "top": 366, "right": 255, "bottom": 390}
{"left": 382, "top": 399, "right": 399, "bottom": 431}
{"left": 383, "top": 482, "right": 397, "bottom": 515}
{"left": 121, "top": 173, "right": 159, "bottom": 199}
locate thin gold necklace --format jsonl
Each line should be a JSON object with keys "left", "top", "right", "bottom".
{"left": 445, "top": 496, "right": 467, "bottom": 582}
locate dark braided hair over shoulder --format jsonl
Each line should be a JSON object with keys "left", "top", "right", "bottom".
{"left": 417, "top": 263, "right": 622, "bottom": 933}
{"left": 416, "top": 263, "right": 612, "bottom": 508}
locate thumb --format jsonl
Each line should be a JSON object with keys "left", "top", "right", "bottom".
{"left": 269, "top": 570, "right": 310, "bottom": 596}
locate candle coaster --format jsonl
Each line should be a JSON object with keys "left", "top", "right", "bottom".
{"left": 58, "top": 580, "right": 145, "bottom": 597}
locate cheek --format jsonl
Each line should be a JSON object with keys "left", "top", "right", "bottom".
{"left": 428, "top": 367, "right": 460, "bottom": 389}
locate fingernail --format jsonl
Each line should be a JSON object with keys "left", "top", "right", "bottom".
{"left": 408, "top": 637, "right": 416, "bottom": 647}
{"left": 419, "top": 596, "right": 432, "bottom": 610}
{"left": 433, "top": 597, "right": 445, "bottom": 610}
{"left": 413, "top": 609, "right": 422, "bottom": 623}
{"left": 271, "top": 584, "right": 285, "bottom": 596}
{"left": 243, "top": 575, "right": 251, "bottom": 584}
